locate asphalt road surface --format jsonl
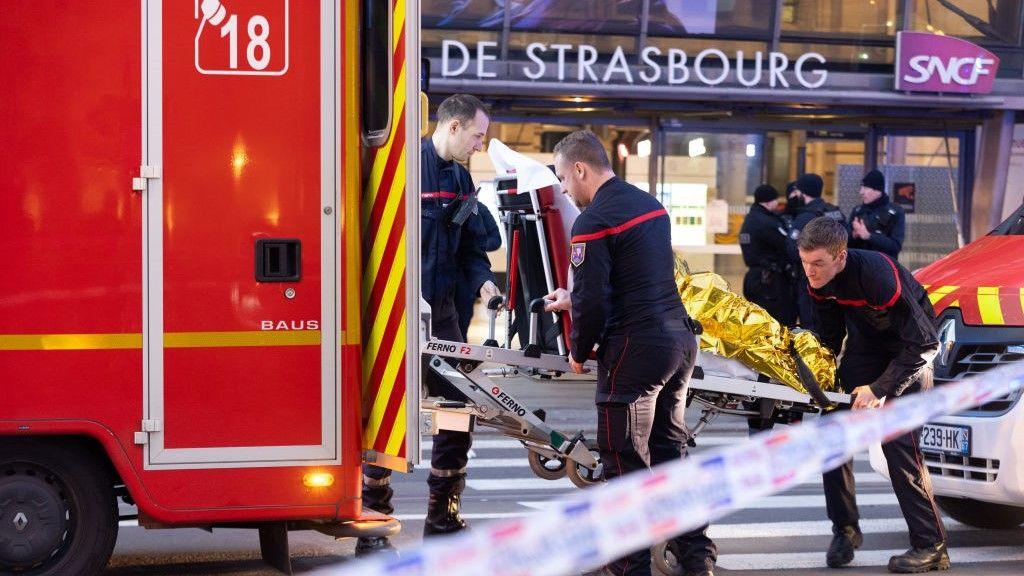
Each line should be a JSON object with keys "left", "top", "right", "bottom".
{"left": 105, "top": 373, "right": 1024, "bottom": 575}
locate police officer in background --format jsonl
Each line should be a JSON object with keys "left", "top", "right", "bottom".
{"left": 781, "top": 180, "right": 800, "bottom": 226}
{"left": 358, "top": 94, "right": 501, "bottom": 555}
{"left": 790, "top": 173, "right": 846, "bottom": 234}
{"left": 798, "top": 217, "right": 947, "bottom": 573}
{"left": 790, "top": 173, "right": 846, "bottom": 329}
{"left": 739, "top": 184, "right": 797, "bottom": 328}
{"left": 544, "top": 130, "right": 716, "bottom": 576}
{"left": 848, "top": 169, "right": 905, "bottom": 259}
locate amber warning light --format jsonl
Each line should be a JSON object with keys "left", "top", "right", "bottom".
{"left": 303, "top": 472, "right": 335, "bottom": 488}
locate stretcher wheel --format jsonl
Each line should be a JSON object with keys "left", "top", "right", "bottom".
{"left": 526, "top": 451, "right": 568, "bottom": 480}
{"left": 651, "top": 541, "right": 682, "bottom": 575}
{"left": 566, "top": 451, "right": 604, "bottom": 488}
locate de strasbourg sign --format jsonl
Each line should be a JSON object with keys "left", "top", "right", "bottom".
{"left": 896, "top": 31, "right": 999, "bottom": 94}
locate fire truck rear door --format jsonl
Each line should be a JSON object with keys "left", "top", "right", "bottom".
{"left": 142, "top": 0, "right": 340, "bottom": 468}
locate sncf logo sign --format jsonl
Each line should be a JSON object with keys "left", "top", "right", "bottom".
{"left": 896, "top": 32, "right": 999, "bottom": 94}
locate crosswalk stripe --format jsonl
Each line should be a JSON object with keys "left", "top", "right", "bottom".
{"left": 708, "top": 517, "right": 967, "bottom": 539}
{"left": 468, "top": 477, "right": 576, "bottom": 490}
{"left": 383, "top": 515, "right": 972, "bottom": 538}
{"left": 393, "top": 512, "right": 527, "bottom": 521}
{"left": 465, "top": 471, "right": 888, "bottom": 490}
{"left": 421, "top": 435, "right": 747, "bottom": 450}
{"left": 717, "top": 546, "right": 1024, "bottom": 570}
{"left": 420, "top": 438, "right": 870, "bottom": 464}
{"left": 517, "top": 492, "right": 899, "bottom": 510}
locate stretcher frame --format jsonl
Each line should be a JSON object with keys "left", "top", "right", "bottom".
{"left": 419, "top": 304, "right": 851, "bottom": 488}
{"left": 420, "top": 172, "right": 849, "bottom": 487}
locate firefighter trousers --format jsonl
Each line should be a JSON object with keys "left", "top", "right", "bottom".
{"left": 596, "top": 325, "right": 717, "bottom": 576}
{"left": 823, "top": 350, "right": 946, "bottom": 548}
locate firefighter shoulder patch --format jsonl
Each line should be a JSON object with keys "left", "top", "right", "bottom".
{"left": 570, "top": 242, "right": 586, "bottom": 267}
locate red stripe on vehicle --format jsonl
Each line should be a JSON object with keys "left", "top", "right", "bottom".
{"left": 1000, "top": 286, "right": 1024, "bottom": 325}
{"left": 421, "top": 191, "right": 458, "bottom": 199}
{"left": 375, "top": 361, "right": 407, "bottom": 453}
{"left": 367, "top": 278, "right": 408, "bottom": 395}
{"left": 571, "top": 208, "right": 667, "bottom": 243}
{"left": 363, "top": 108, "right": 407, "bottom": 261}
{"left": 363, "top": 197, "right": 406, "bottom": 335}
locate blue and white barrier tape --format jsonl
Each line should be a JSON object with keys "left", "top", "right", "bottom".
{"left": 323, "top": 362, "right": 1024, "bottom": 576}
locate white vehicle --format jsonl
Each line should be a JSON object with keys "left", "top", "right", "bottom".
{"left": 870, "top": 204, "right": 1024, "bottom": 528}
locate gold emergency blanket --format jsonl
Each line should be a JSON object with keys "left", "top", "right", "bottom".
{"left": 674, "top": 256, "right": 837, "bottom": 394}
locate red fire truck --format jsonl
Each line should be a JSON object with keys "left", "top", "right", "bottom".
{"left": 0, "top": 1, "right": 420, "bottom": 573}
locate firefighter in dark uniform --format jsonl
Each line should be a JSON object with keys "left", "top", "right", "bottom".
{"left": 739, "top": 184, "right": 797, "bottom": 328}
{"left": 797, "top": 217, "right": 948, "bottom": 574}
{"left": 545, "top": 130, "right": 716, "bottom": 576}
{"left": 790, "top": 173, "right": 846, "bottom": 330}
{"left": 455, "top": 204, "right": 502, "bottom": 340}
{"left": 358, "top": 94, "right": 501, "bottom": 555}
{"left": 848, "top": 169, "right": 905, "bottom": 259}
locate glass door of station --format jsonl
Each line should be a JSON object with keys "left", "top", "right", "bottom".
{"left": 467, "top": 118, "right": 972, "bottom": 293}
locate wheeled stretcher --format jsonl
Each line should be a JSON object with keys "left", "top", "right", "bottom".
{"left": 419, "top": 297, "right": 850, "bottom": 488}
{"left": 417, "top": 143, "right": 850, "bottom": 488}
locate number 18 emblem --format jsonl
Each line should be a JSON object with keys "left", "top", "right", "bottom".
{"left": 194, "top": 0, "right": 290, "bottom": 76}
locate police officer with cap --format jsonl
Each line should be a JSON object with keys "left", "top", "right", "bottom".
{"left": 790, "top": 173, "right": 846, "bottom": 329}
{"left": 848, "top": 169, "right": 905, "bottom": 259}
{"left": 544, "top": 130, "right": 716, "bottom": 576}
{"left": 797, "top": 217, "right": 947, "bottom": 573}
{"left": 781, "top": 180, "right": 801, "bottom": 229}
{"left": 790, "top": 173, "right": 846, "bottom": 233}
{"left": 739, "top": 184, "right": 797, "bottom": 328}
{"left": 358, "top": 94, "right": 501, "bottom": 555}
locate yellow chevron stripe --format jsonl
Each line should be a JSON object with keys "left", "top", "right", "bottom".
{"left": 362, "top": 237, "right": 407, "bottom": 379}
{"left": 393, "top": 0, "right": 406, "bottom": 52}
{"left": 362, "top": 151, "right": 408, "bottom": 310}
{"left": 0, "top": 331, "right": 321, "bottom": 351}
{"left": 363, "top": 315, "right": 407, "bottom": 449}
{"left": 363, "top": 129, "right": 403, "bottom": 232}
{"left": 363, "top": 67, "right": 408, "bottom": 233}
{"left": 978, "top": 287, "right": 1005, "bottom": 325}
{"left": 360, "top": 0, "right": 412, "bottom": 467}
{"left": 385, "top": 394, "right": 407, "bottom": 455}
{"left": 1020, "top": 288, "right": 1024, "bottom": 321}
{"left": 927, "top": 285, "right": 957, "bottom": 305}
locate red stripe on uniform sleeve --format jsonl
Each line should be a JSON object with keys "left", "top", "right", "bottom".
{"left": 571, "top": 208, "right": 668, "bottom": 243}
{"left": 421, "top": 191, "right": 458, "bottom": 199}
{"left": 879, "top": 254, "right": 902, "bottom": 309}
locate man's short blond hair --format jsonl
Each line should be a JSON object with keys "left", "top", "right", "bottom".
{"left": 552, "top": 130, "right": 612, "bottom": 170}
{"left": 798, "top": 216, "right": 848, "bottom": 257}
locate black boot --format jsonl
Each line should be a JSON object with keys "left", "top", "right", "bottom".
{"left": 423, "top": 474, "right": 467, "bottom": 537}
{"left": 681, "top": 557, "right": 715, "bottom": 576}
{"left": 887, "top": 542, "right": 950, "bottom": 573}
{"left": 355, "top": 536, "right": 396, "bottom": 557}
{"left": 357, "top": 471, "right": 395, "bottom": 555}
{"left": 826, "top": 524, "right": 863, "bottom": 568}
{"left": 666, "top": 538, "right": 716, "bottom": 576}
